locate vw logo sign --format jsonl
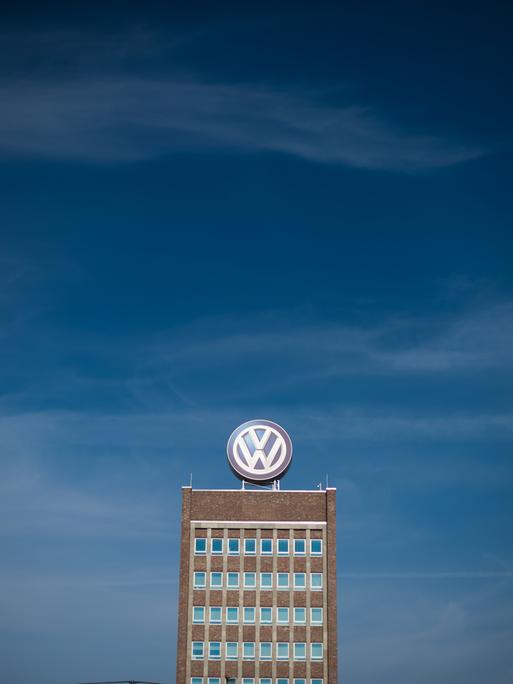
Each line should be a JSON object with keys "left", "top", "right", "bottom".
{"left": 227, "top": 419, "right": 293, "bottom": 484}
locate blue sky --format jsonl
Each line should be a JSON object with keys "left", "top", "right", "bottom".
{"left": 1, "top": 2, "right": 513, "bottom": 683}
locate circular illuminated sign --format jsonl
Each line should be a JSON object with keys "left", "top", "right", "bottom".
{"left": 227, "top": 419, "right": 293, "bottom": 484}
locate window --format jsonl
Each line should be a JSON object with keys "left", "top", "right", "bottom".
{"left": 260, "top": 572, "right": 273, "bottom": 589}
{"left": 242, "top": 679, "right": 255, "bottom": 684}
{"left": 260, "top": 642, "right": 272, "bottom": 660}
{"left": 260, "top": 538, "right": 272, "bottom": 554}
{"left": 191, "top": 678, "right": 203, "bottom": 684}
{"left": 243, "top": 642, "right": 255, "bottom": 660}
{"left": 277, "top": 539, "right": 289, "bottom": 555}
{"left": 294, "top": 572, "right": 306, "bottom": 589}
{"left": 277, "top": 643, "right": 289, "bottom": 660}
{"left": 311, "top": 679, "right": 323, "bottom": 684}
{"left": 294, "top": 643, "right": 306, "bottom": 660}
{"left": 260, "top": 679, "right": 272, "bottom": 684}
{"left": 194, "top": 538, "right": 206, "bottom": 554}
{"left": 226, "top": 642, "right": 238, "bottom": 660}
{"left": 294, "top": 680, "right": 306, "bottom": 684}
{"left": 244, "top": 572, "right": 256, "bottom": 588}
{"left": 192, "top": 606, "right": 205, "bottom": 623}
{"left": 244, "top": 538, "right": 256, "bottom": 555}
{"left": 277, "top": 573, "right": 289, "bottom": 589}
{"left": 227, "top": 572, "right": 239, "bottom": 588}
{"left": 277, "top": 679, "right": 289, "bottom": 684}
{"left": 311, "top": 607, "right": 323, "bottom": 624}
{"left": 211, "top": 538, "right": 223, "bottom": 555}
{"left": 209, "top": 606, "right": 221, "bottom": 624}
{"left": 310, "top": 539, "right": 322, "bottom": 555}
{"left": 311, "top": 573, "right": 323, "bottom": 590}
{"left": 208, "top": 679, "right": 221, "bottom": 684}
{"left": 294, "top": 539, "right": 306, "bottom": 555}
{"left": 311, "top": 643, "right": 323, "bottom": 660}
{"left": 277, "top": 607, "right": 289, "bottom": 624}
{"left": 226, "top": 607, "right": 239, "bottom": 623}
{"left": 244, "top": 607, "right": 255, "bottom": 624}
{"left": 192, "top": 641, "right": 204, "bottom": 659}
{"left": 210, "top": 572, "right": 222, "bottom": 588}
{"left": 260, "top": 607, "right": 272, "bottom": 624}
{"left": 208, "top": 641, "right": 221, "bottom": 660}
{"left": 294, "top": 607, "right": 306, "bottom": 624}
{"left": 228, "top": 538, "right": 240, "bottom": 555}
{"left": 193, "top": 572, "right": 206, "bottom": 589}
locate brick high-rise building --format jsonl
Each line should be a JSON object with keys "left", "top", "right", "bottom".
{"left": 175, "top": 486, "right": 338, "bottom": 684}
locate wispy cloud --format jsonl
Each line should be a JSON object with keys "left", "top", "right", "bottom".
{"left": 0, "top": 24, "right": 483, "bottom": 170}
{"left": 0, "top": 76, "right": 482, "bottom": 170}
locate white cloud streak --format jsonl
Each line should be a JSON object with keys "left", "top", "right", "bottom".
{"left": 0, "top": 77, "right": 482, "bottom": 170}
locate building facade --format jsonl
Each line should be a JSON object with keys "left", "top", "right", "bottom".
{"left": 176, "top": 487, "right": 338, "bottom": 684}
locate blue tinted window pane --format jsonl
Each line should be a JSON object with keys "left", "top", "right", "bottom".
{"left": 261, "top": 572, "right": 272, "bottom": 588}
{"left": 261, "top": 539, "right": 272, "bottom": 554}
{"left": 294, "top": 607, "right": 306, "bottom": 623}
{"left": 227, "top": 607, "right": 238, "bottom": 623}
{"left": 277, "top": 539, "right": 289, "bottom": 554}
{"left": 228, "top": 538, "right": 240, "bottom": 555}
{"left": 260, "top": 642, "right": 272, "bottom": 659}
{"left": 226, "top": 643, "right": 238, "bottom": 659}
{"left": 195, "top": 538, "right": 206, "bottom": 554}
{"left": 211, "top": 538, "right": 223, "bottom": 555}
{"left": 194, "top": 572, "right": 206, "bottom": 588}
{"left": 311, "top": 539, "right": 322, "bottom": 555}
{"left": 211, "top": 572, "right": 222, "bottom": 587}
{"left": 245, "top": 539, "right": 256, "bottom": 554}
{"left": 227, "top": 572, "right": 239, "bottom": 587}
{"left": 260, "top": 607, "right": 272, "bottom": 623}
{"left": 294, "top": 539, "right": 306, "bottom": 555}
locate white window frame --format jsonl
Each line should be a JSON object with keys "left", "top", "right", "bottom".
{"left": 208, "top": 679, "right": 221, "bottom": 684}
{"left": 311, "top": 607, "right": 323, "bottom": 624}
{"left": 192, "top": 606, "right": 205, "bottom": 623}
{"left": 277, "top": 538, "right": 289, "bottom": 555}
{"left": 208, "top": 641, "right": 221, "bottom": 660}
{"left": 260, "top": 572, "right": 273, "bottom": 589}
{"left": 209, "top": 606, "right": 222, "bottom": 624}
{"left": 277, "top": 572, "right": 289, "bottom": 590}
{"left": 294, "top": 572, "right": 306, "bottom": 589}
{"left": 310, "top": 573, "right": 323, "bottom": 590}
{"left": 243, "top": 607, "right": 256, "bottom": 624}
{"left": 259, "top": 679, "right": 272, "bottom": 684}
{"left": 228, "top": 538, "right": 240, "bottom": 555}
{"left": 244, "top": 538, "right": 257, "bottom": 555}
{"left": 193, "top": 572, "right": 206, "bottom": 589}
{"left": 260, "top": 607, "right": 272, "bottom": 624}
{"left": 191, "top": 678, "right": 203, "bottom": 684}
{"left": 260, "top": 538, "right": 273, "bottom": 555}
{"left": 194, "top": 538, "right": 207, "bottom": 555}
{"left": 293, "top": 607, "right": 306, "bottom": 624}
{"left": 244, "top": 571, "right": 256, "bottom": 588}
{"left": 259, "top": 642, "right": 272, "bottom": 660}
{"left": 293, "top": 642, "right": 306, "bottom": 660}
{"left": 311, "top": 679, "right": 324, "bottom": 684}
{"left": 311, "top": 643, "right": 324, "bottom": 660}
{"left": 211, "top": 538, "right": 223, "bottom": 555}
{"left": 310, "top": 538, "right": 323, "bottom": 555}
{"left": 243, "top": 642, "right": 255, "bottom": 660}
{"left": 242, "top": 679, "right": 255, "bottom": 684}
{"left": 210, "top": 572, "right": 222, "bottom": 589}
{"left": 226, "top": 607, "right": 239, "bottom": 623}
{"left": 277, "top": 642, "right": 289, "bottom": 660}
{"left": 192, "top": 641, "right": 204, "bottom": 659}
{"left": 293, "top": 539, "right": 306, "bottom": 555}
{"left": 226, "top": 642, "right": 238, "bottom": 660}
{"left": 227, "top": 572, "right": 239, "bottom": 588}
{"left": 277, "top": 607, "right": 289, "bottom": 624}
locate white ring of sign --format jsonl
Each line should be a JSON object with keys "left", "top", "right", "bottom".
{"left": 227, "top": 419, "right": 293, "bottom": 483}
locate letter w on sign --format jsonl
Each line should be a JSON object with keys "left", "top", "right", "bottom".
{"left": 238, "top": 428, "right": 282, "bottom": 469}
